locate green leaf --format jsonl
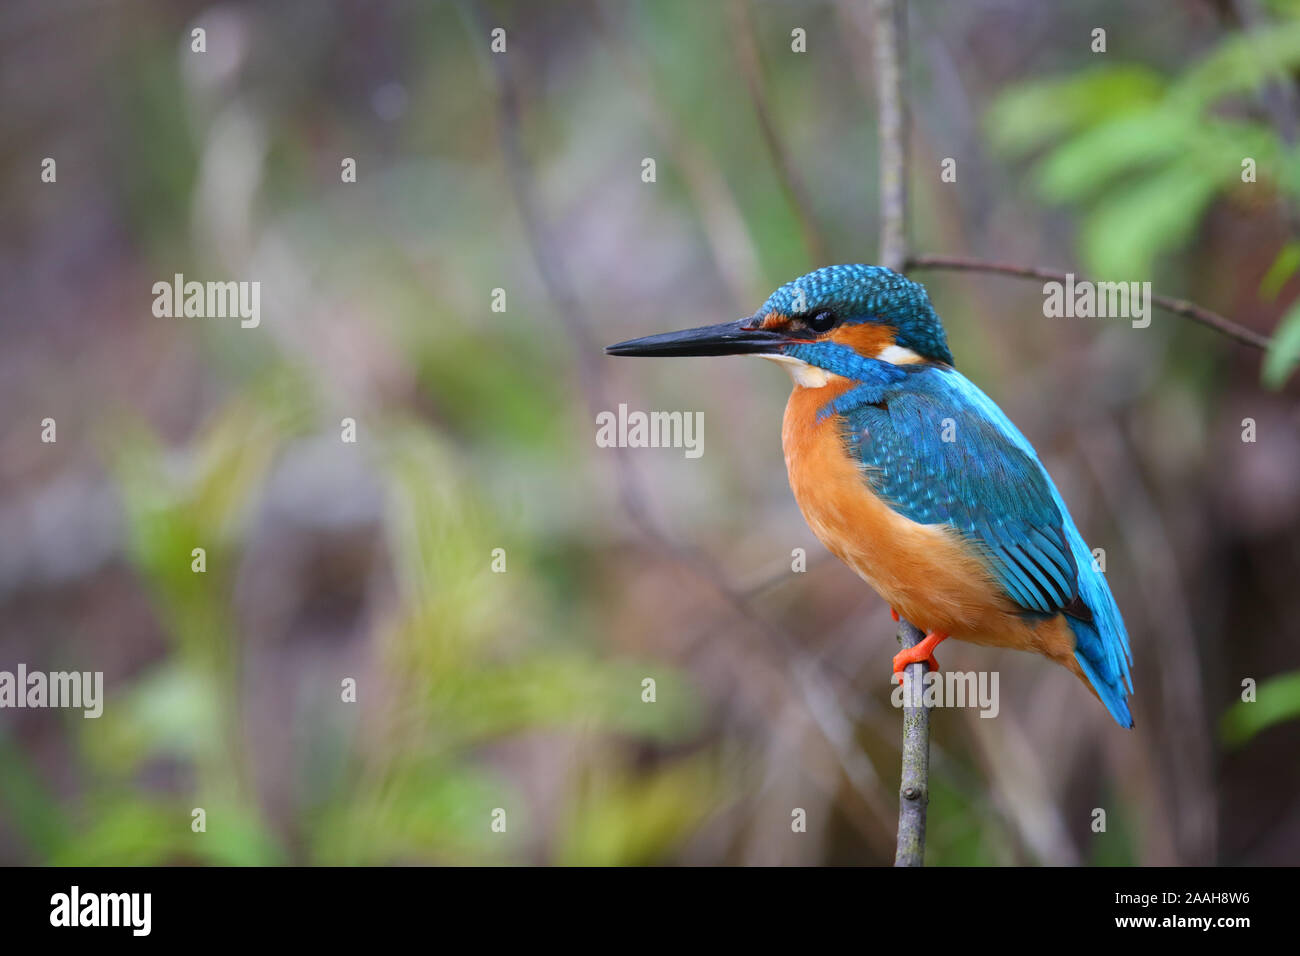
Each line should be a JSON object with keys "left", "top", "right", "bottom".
{"left": 1080, "top": 162, "right": 1221, "bottom": 279}
{"left": 1172, "top": 21, "right": 1300, "bottom": 111}
{"left": 1035, "top": 110, "right": 1190, "bottom": 202}
{"left": 50, "top": 795, "right": 285, "bottom": 866}
{"left": 83, "top": 664, "right": 223, "bottom": 775}
{"left": 1220, "top": 670, "right": 1300, "bottom": 746}
{"left": 987, "top": 66, "right": 1166, "bottom": 156}
{"left": 1260, "top": 242, "right": 1300, "bottom": 301}
{"left": 1263, "top": 299, "right": 1300, "bottom": 387}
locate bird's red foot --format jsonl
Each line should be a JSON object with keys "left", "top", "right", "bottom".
{"left": 892, "top": 632, "right": 949, "bottom": 676}
{"left": 890, "top": 607, "right": 900, "bottom": 622}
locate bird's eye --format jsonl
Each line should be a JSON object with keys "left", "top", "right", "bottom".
{"left": 807, "top": 310, "right": 837, "bottom": 333}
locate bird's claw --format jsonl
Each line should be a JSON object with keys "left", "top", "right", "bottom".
{"left": 891, "top": 631, "right": 949, "bottom": 677}
{"left": 892, "top": 650, "right": 939, "bottom": 675}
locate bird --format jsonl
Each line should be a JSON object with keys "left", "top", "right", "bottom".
{"left": 606, "top": 264, "right": 1134, "bottom": 728}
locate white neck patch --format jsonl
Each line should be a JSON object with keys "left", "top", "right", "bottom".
{"left": 876, "top": 344, "right": 925, "bottom": 365}
{"left": 760, "top": 343, "right": 926, "bottom": 388}
{"left": 759, "top": 353, "right": 837, "bottom": 388}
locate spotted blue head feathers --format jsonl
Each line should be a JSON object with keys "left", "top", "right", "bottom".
{"left": 758, "top": 265, "right": 956, "bottom": 366}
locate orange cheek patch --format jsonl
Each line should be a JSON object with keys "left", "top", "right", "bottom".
{"left": 759, "top": 311, "right": 790, "bottom": 330}
{"left": 827, "top": 322, "right": 897, "bottom": 356}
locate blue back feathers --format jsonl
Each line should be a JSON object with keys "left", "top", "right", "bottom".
{"left": 838, "top": 373, "right": 1080, "bottom": 617}
{"left": 940, "top": 371, "right": 1134, "bottom": 728}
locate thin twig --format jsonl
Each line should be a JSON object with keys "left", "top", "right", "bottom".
{"left": 893, "top": 618, "right": 931, "bottom": 866}
{"left": 906, "top": 253, "right": 1273, "bottom": 351}
{"left": 868, "top": 0, "right": 932, "bottom": 867}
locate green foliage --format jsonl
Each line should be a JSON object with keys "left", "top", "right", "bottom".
{"left": 40, "top": 394, "right": 710, "bottom": 866}
{"left": 1263, "top": 299, "right": 1300, "bottom": 385}
{"left": 1087, "top": 795, "right": 1139, "bottom": 867}
{"left": 0, "top": 733, "right": 72, "bottom": 861}
{"left": 924, "top": 774, "right": 1014, "bottom": 865}
{"left": 1220, "top": 670, "right": 1300, "bottom": 746}
{"left": 989, "top": 21, "right": 1300, "bottom": 385}
{"left": 990, "top": 34, "right": 1300, "bottom": 280}
{"left": 299, "top": 426, "right": 708, "bottom": 864}
{"left": 1260, "top": 241, "right": 1300, "bottom": 300}
{"left": 556, "top": 757, "right": 723, "bottom": 866}
{"left": 988, "top": 66, "right": 1168, "bottom": 158}
{"left": 1171, "top": 20, "right": 1300, "bottom": 110}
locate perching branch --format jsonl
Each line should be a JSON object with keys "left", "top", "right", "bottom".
{"left": 893, "top": 620, "right": 931, "bottom": 865}
{"left": 867, "top": 0, "right": 932, "bottom": 868}
{"left": 905, "top": 253, "right": 1273, "bottom": 351}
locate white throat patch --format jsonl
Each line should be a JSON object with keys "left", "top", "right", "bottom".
{"left": 760, "top": 343, "right": 925, "bottom": 388}
{"left": 759, "top": 353, "right": 837, "bottom": 388}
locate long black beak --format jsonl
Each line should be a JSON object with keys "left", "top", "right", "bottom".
{"left": 605, "top": 319, "right": 786, "bottom": 357}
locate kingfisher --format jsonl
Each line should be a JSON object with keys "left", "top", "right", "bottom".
{"left": 607, "top": 264, "right": 1134, "bottom": 727}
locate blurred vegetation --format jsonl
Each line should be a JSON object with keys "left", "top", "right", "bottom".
{"left": 3, "top": 378, "right": 711, "bottom": 865}
{"left": 1221, "top": 670, "right": 1300, "bottom": 746}
{"left": 989, "top": 18, "right": 1300, "bottom": 384}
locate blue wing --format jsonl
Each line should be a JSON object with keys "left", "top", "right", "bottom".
{"left": 834, "top": 364, "right": 1134, "bottom": 727}
{"left": 837, "top": 370, "right": 1079, "bottom": 615}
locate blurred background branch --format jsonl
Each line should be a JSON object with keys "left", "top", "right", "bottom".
{"left": 907, "top": 253, "right": 1273, "bottom": 350}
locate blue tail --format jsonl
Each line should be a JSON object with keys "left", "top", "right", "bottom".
{"left": 1069, "top": 618, "right": 1134, "bottom": 728}
{"left": 941, "top": 370, "right": 1134, "bottom": 727}
{"left": 1060, "top": 517, "right": 1134, "bottom": 729}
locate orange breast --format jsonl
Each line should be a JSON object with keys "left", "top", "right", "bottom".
{"left": 781, "top": 379, "right": 1076, "bottom": 664}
